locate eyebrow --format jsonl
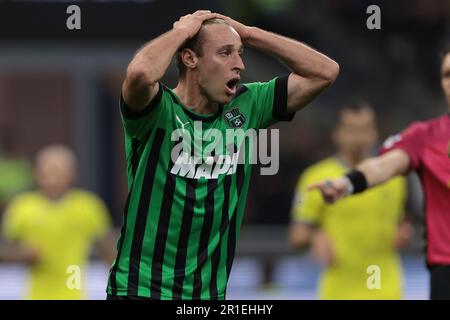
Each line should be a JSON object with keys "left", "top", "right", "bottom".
{"left": 218, "top": 44, "right": 244, "bottom": 52}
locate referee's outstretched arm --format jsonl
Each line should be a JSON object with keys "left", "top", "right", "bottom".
{"left": 308, "top": 149, "right": 411, "bottom": 204}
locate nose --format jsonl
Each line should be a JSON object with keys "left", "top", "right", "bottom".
{"left": 233, "top": 53, "right": 245, "bottom": 72}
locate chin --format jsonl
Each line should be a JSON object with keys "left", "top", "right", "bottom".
{"left": 211, "top": 96, "right": 231, "bottom": 105}
{"left": 221, "top": 94, "right": 235, "bottom": 104}
{"left": 222, "top": 97, "right": 233, "bottom": 104}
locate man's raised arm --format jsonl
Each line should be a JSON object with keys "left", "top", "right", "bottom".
{"left": 217, "top": 14, "right": 340, "bottom": 113}
{"left": 122, "top": 10, "right": 218, "bottom": 111}
{"left": 308, "top": 149, "right": 411, "bottom": 204}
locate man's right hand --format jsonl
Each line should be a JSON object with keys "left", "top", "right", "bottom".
{"left": 307, "top": 177, "right": 351, "bottom": 204}
{"left": 173, "top": 10, "right": 218, "bottom": 39}
{"left": 0, "top": 243, "right": 40, "bottom": 266}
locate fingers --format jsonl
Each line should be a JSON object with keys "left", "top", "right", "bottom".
{"left": 178, "top": 10, "right": 214, "bottom": 21}
{"left": 199, "top": 12, "right": 219, "bottom": 21}
{"left": 306, "top": 180, "right": 341, "bottom": 204}
{"left": 306, "top": 183, "right": 318, "bottom": 191}
{"left": 192, "top": 10, "right": 218, "bottom": 21}
{"left": 192, "top": 10, "right": 212, "bottom": 15}
{"left": 214, "top": 13, "right": 231, "bottom": 20}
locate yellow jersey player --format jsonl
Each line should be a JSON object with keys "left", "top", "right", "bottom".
{"left": 0, "top": 145, "right": 115, "bottom": 300}
{"left": 289, "top": 103, "right": 412, "bottom": 299}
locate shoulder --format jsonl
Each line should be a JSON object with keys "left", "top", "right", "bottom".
{"left": 403, "top": 114, "right": 447, "bottom": 136}
{"left": 8, "top": 191, "right": 41, "bottom": 206}
{"left": 382, "top": 119, "right": 430, "bottom": 149}
{"left": 4, "top": 192, "right": 42, "bottom": 218}
{"left": 240, "top": 77, "right": 282, "bottom": 94}
{"left": 403, "top": 119, "right": 430, "bottom": 135}
{"left": 120, "top": 82, "right": 172, "bottom": 119}
{"left": 66, "top": 189, "right": 105, "bottom": 206}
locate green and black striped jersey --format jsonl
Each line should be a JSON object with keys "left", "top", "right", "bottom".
{"left": 107, "top": 75, "right": 294, "bottom": 299}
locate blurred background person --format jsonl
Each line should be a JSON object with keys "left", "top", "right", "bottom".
{"left": 0, "top": 145, "right": 116, "bottom": 300}
{"left": 289, "top": 103, "right": 413, "bottom": 299}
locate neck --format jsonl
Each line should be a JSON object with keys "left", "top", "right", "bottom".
{"left": 40, "top": 188, "right": 67, "bottom": 201}
{"left": 173, "top": 78, "right": 219, "bottom": 115}
{"left": 337, "top": 151, "right": 368, "bottom": 168}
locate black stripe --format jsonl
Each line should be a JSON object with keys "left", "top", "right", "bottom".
{"left": 131, "top": 138, "right": 140, "bottom": 179}
{"left": 109, "top": 188, "right": 132, "bottom": 295}
{"left": 209, "top": 175, "right": 232, "bottom": 299}
{"left": 149, "top": 162, "right": 176, "bottom": 299}
{"left": 127, "top": 128, "right": 165, "bottom": 296}
{"left": 192, "top": 179, "right": 217, "bottom": 299}
{"left": 272, "top": 74, "right": 295, "bottom": 122}
{"left": 172, "top": 179, "right": 197, "bottom": 299}
{"left": 225, "top": 164, "right": 246, "bottom": 282}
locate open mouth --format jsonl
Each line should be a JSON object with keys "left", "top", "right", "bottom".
{"left": 225, "top": 78, "right": 240, "bottom": 94}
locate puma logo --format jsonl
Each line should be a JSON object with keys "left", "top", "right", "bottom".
{"left": 176, "top": 115, "right": 190, "bottom": 131}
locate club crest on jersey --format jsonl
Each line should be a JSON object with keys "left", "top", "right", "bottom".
{"left": 224, "top": 108, "right": 246, "bottom": 128}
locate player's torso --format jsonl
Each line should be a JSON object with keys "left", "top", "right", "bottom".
{"left": 316, "top": 159, "right": 404, "bottom": 260}
{"left": 133, "top": 88, "right": 255, "bottom": 219}
{"left": 419, "top": 115, "right": 450, "bottom": 264}
{"left": 119, "top": 89, "right": 257, "bottom": 298}
{"left": 316, "top": 159, "right": 404, "bottom": 299}
{"left": 18, "top": 192, "right": 92, "bottom": 266}
{"left": 420, "top": 115, "right": 450, "bottom": 190}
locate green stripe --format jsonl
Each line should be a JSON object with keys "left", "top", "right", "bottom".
{"left": 115, "top": 148, "right": 154, "bottom": 292}
{"left": 137, "top": 139, "right": 172, "bottom": 297}
{"left": 181, "top": 180, "right": 208, "bottom": 299}
{"left": 201, "top": 180, "right": 224, "bottom": 298}
{"left": 160, "top": 177, "right": 186, "bottom": 299}
{"left": 216, "top": 173, "right": 239, "bottom": 295}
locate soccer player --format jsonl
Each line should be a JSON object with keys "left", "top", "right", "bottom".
{"left": 289, "top": 103, "right": 411, "bottom": 299}
{"left": 0, "top": 145, "right": 114, "bottom": 299}
{"left": 107, "top": 10, "right": 339, "bottom": 300}
{"left": 309, "top": 47, "right": 450, "bottom": 300}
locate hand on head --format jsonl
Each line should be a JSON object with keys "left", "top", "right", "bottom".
{"left": 173, "top": 10, "right": 219, "bottom": 39}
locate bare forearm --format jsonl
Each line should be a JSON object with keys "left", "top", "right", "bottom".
{"left": 357, "top": 150, "right": 410, "bottom": 188}
{"left": 288, "top": 223, "right": 313, "bottom": 250}
{"left": 127, "top": 29, "right": 189, "bottom": 85}
{"left": 0, "top": 242, "right": 39, "bottom": 264}
{"left": 246, "top": 27, "right": 339, "bottom": 81}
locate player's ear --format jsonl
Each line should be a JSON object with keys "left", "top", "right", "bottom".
{"left": 181, "top": 48, "right": 198, "bottom": 71}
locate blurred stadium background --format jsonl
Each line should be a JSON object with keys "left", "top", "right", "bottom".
{"left": 0, "top": 0, "right": 449, "bottom": 299}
